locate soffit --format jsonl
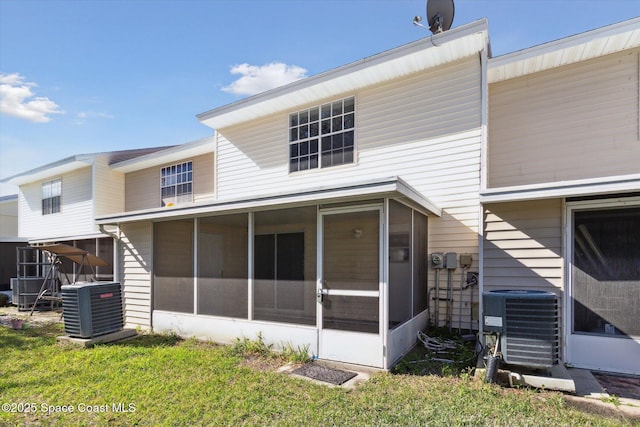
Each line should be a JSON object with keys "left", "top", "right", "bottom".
{"left": 489, "top": 17, "right": 640, "bottom": 83}
{"left": 111, "top": 137, "right": 215, "bottom": 173}
{"left": 197, "top": 19, "right": 488, "bottom": 130}
{"left": 96, "top": 176, "right": 442, "bottom": 224}
{"left": 2, "top": 159, "right": 93, "bottom": 186}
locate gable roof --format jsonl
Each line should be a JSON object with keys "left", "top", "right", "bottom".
{"left": 197, "top": 19, "right": 489, "bottom": 130}
{"left": 110, "top": 136, "right": 215, "bottom": 173}
{"left": 488, "top": 16, "right": 640, "bottom": 83}
{"left": 0, "top": 146, "right": 173, "bottom": 186}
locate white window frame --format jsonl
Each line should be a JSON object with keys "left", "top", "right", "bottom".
{"left": 288, "top": 96, "right": 356, "bottom": 173}
{"left": 160, "top": 161, "right": 193, "bottom": 207}
{"left": 42, "top": 178, "right": 61, "bottom": 215}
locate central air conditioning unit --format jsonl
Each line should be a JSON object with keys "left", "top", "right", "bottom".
{"left": 483, "top": 289, "right": 559, "bottom": 368}
{"left": 61, "top": 282, "right": 124, "bottom": 339}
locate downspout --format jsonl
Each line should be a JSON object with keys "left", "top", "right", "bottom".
{"left": 98, "top": 223, "right": 120, "bottom": 283}
{"left": 478, "top": 44, "right": 489, "bottom": 339}
{"left": 99, "top": 223, "right": 124, "bottom": 323}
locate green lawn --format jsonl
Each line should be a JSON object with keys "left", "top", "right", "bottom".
{"left": 0, "top": 323, "right": 633, "bottom": 426}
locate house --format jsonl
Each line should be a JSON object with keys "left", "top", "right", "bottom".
{"left": 95, "top": 19, "right": 490, "bottom": 369}
{"left": 4, "top": 16, "right": 638, "bottom": 374}
{"left": 0, "top": 146, "right": 174, "bottom": 282}
{"left": 483, "top": 18, "right": 640, "bottom": 375}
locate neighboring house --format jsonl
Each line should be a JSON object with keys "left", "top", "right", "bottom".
{"left": 103, "top": 137, "right": 215, "bottom": 327}
{"left": 0, "top": 194, "right": 27, "bottom": 291}
{"left": 96, "top": 19, "right": 490, "bottom": 369}
{"left": 0, "top": 147, "right": 173, "bottom": 282}
{"left": 483, "top": 18, "right": 640, "bottom": 375}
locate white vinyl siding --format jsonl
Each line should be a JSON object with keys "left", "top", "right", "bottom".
{"left": 19, "top": 167, "right": 95, "bottom": 240}
{"left": 119, "top": 221, "right": 153, "bottom": 328}
{"left": 215, "top": 56, "right": 481, "bottom": 204}
{"left": 125, "top": 153, "right": 215, "bottom": 212}
{"left": 483, "top": 199, "right": 563, "bottom": 292}
{"left": 93, "top": 157, "right": 125, "bottom": 217}
{"left": 488, "top": 48, "right": 640, "bottom": 188}
{"left": 215, "top": 57, "right": 481, "bottom": 258}
{"left": 0, "top": 199, "right": 18, "bottom": 237}
{"left": 214, "top": 56, "right": 483, "bottom": 330}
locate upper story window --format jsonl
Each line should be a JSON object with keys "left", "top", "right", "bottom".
{"left": 161, "top": 161, "right": 192, "bottom": 207}
{"left": 42, "top": 178, "right": 61, "bottom": 215}
{"left": 289, "top": 96, "right": 355, "bottom": 173}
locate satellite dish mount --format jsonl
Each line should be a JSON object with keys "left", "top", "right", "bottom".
{"left": 415, "top": 0, "right": 454, "bottom": 35}
{"left": 429, "top": 12, "right": 445, "bottom": 34}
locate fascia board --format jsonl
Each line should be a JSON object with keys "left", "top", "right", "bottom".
{"left": 2, "top": 157, "right": 94, "bottom": 186}
{"left": 111, "top": 137, "right": 215, "bottom": 172}
{"left": 96, "top": 176, "right": 442, "bottom": 224}
{"left": 197, "top": 19, "right": 488, "bottom": 129}
{"left": 488, "top": 17, "right": 640, "bottom": 83}
{"left": 480, "top": 174, "right": 640, "bottom": 203}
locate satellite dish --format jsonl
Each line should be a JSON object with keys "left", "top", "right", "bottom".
{"left": 426, "top": 0, "right": 454, "bottom": 34}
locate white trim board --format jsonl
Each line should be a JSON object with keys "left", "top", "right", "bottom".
{"left": 481, "top": 174, "right": 640, "bottom": 203}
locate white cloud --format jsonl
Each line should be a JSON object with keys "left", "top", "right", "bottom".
{"left": 222, "top": 62, "right": 308, "bottom": 96}
{"left": 75, "top": 111, "right": 115, "bottom": 125}
{"left": 0, "top": 73, "right": 64, "bottom": 123}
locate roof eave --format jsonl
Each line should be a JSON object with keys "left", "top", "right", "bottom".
{"left": 480, "top": 174, "right": 640, "bottom": 203}
{"left": 111, "top": 136, "right": 215, "bottom": 173}
{"left": 96, "top": 176, "right": 442, "bottom": 224}
{"left": 488, "top": 17, "right": 640, "bottom": 83}
{"left": 1, "top": 156, "right": 95, "bottom": 186}
{"left": 197, "top": 19, "right": 489, "bottom": 130}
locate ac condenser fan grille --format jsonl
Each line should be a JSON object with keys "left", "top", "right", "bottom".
{"left": 503, "top": 298, "right": 559, "bottom": 368}
{"left": 62, "top": 282, "right": 124, "bottom": 339}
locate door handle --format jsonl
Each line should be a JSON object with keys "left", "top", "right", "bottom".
{"left": 317, "top": 288, "right": 324, "bottom": 304}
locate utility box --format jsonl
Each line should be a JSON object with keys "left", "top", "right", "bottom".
{"left": 445, "top": 252, "right": 457, "bottom": 269}
{"left": 431, "top": 253, "right": 444, "bottom": 269}
{"left": 62, "top": 282, "right": 124, "bottom": 338}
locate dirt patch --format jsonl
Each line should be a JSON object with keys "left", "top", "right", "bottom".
{"left": 239, "top": 355, "right": 288, "bottom": 372}
{"left": 593, "top": 372, "right": 640, "bottom": 401}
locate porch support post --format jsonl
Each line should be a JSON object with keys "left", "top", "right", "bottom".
{"left": 193, "top": 218, "right": 198, "bottom": 315}
{"left": 248, "top": 211, "right": 254, "bottom": 321}
{"left": 382, "top": 198, "right": 389, "bottom": 368}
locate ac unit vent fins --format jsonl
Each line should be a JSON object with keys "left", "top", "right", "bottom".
{"left": 483, "top": 289, "right": 559, "bottom": 369}
{"left": 504, "top": 298, "right": 559, "bottom": 367}
{"left": 62, "top": 282, "right": 124, "bottom": 339}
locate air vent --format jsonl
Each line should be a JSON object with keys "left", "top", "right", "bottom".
{"left": 62, "top": 282, "right": 124, "bottom": 338}
{"left": 483, "top": 290, "right": 559, "bottom": 368}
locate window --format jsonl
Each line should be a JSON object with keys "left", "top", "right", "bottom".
{"left": 161, "top": 161, "right": 192, "bottom": 207}
{"left": 42, "top": 178, "right": 61, "bottom": 215}
{"left": 289, "top": 96, "right": 355, "bottom": 173}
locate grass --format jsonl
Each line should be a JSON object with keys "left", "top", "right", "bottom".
{"left": 0, "top": 323, "right": 635, "bottom": 426}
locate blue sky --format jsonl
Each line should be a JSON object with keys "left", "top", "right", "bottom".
{"left": 1, "top": 0, "right": 638, "bottom": 196}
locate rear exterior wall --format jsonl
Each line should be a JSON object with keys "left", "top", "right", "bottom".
{"left": 215, "top": 56, "right": 484, "bottom": 316}
{"left": 124, "top": 153, "right": 215, "bottom": 211}
{"left": 483, "top": 199, "right": 564, "bottom": 294}
{"left": 19, "top": 167, "right": 95, "bottom": 240}
{"left": 488, "top": 48, "right": 640, "bottom": 188}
